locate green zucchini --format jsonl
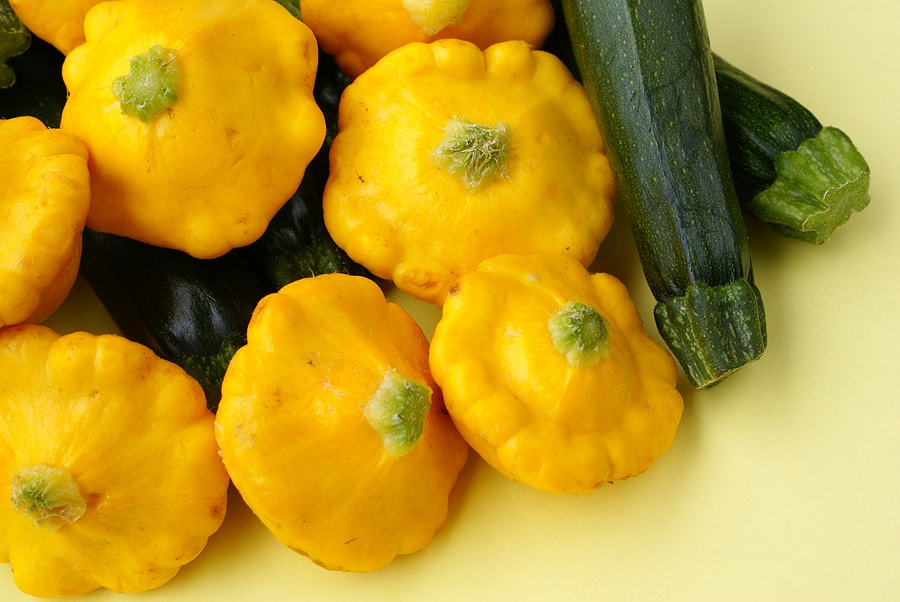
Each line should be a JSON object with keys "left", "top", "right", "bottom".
{"left": 560, "top": 0, "right": 767, "bottom": 388}
{"left": 79, "top": 229, "right": 273, "bottom": 411}
{"left": 713, "top": 54, "right": 871, "bottom": 244}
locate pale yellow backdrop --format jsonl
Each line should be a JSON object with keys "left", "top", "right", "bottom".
{"left": 4, "top": 0, "right": 899, "bottom": 600}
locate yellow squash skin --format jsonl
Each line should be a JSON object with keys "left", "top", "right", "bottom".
{"left": 215, "top": 274, "right": 469, "bottom": 572}
{"left": 299, "top": 0, "right": 556, "bottom": 78}
{"left": 323, "top": 39, "right": 616, "bottom": 306}
{"left": 0, "top": 325, "right": 229, "bottom": 598}
{"left": 0, "top": 116, "right": 90, "bottom": 327}
{"left": 8, "top": 0, "right": 107, "bottom": 54}
{"left": 59, "top": 0, "right": 325, "bottom": 259}
{"left": 429, "top": 254, "right": 683, "bottom": 494}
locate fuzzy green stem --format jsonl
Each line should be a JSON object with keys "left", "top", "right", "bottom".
{"left": 111, "top": 45, "right": 181, "bottom": 123}
{"left": 548, "top": 301, "right": 611, "bottom": 368}
{"left": 433, "top": 117, "right": 511, "bottom": 191}
{"left": 654, "top": 278, "right": 767, "bottom": 388}
{"left": 365, "top": 370, "right": 432, "bottom": 458}
{"left": 11, "top": 464, "right": 86, "bottom": 531}
{"left": 745, "top": 126, "right": 871, "bottom": 244}
{"left": 402, "top": 0, "right": 470, "bottom": 35}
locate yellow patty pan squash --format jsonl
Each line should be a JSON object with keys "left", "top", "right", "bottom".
{"left": 215, "top": 273, "right": 469, "bottom": 572}
{"left": 59, "top": 0, "right": 325, "bottom": 259}
{"left": 0, "top": 325, "right": 229, "bottom": 598}
{"left": 8, "top": 0, "right": 106, "bottom": 54}
{"left": 429, "top": 254, "right": 683, "bottom": 494}
{"left": 299, "top": 0, "right": 555, "bottom": 78}
{"left": 0, "top": 116, "right": 90, "bottom": 327}
{"left": 323, "top": 39, "right": 616, "bottom": 306}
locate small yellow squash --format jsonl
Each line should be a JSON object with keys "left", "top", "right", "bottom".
{"left": 0, "top": 325, "right": 229, "bottom": 598}
{"left": 60, "top": 0, "right": 325, "bottom": 258}
{"left": 7, "top": 0, "right": 106, "bottom": 54}
{"left": 429, "top": 254, "right": 683, "bottom": 494}
{"left": 323, "top": 39, "right": 616, "bottom": 306}
{"left": 299, "top": 0, "right": 556, "bottom": 78}
{"left": 0, "top": 116, "right": 90, "bottom": 327}
{"left": 215, "top": 273, "right": 469, "bottom": 572}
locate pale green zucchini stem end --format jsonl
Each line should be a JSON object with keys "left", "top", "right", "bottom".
{"left": 746, "top": 126, "right": 871, "bottom": 244}
{"left": 654, "top": 279, "right": 767, "bottom": 388}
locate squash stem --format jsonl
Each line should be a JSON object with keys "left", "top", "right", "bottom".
{"left": 433, "top": 117, "right": 511, "bottom": 192}
{"left": 654, "top": 278, "right": 767, "bottom": 388}
{"left": 365, "top": 370, "right": 432, "bottom": 457}
{"left": 548, "top": 301, "right": 610, "bottom": 368}
{"left": 745, "top": 126, "right": 871, "bottom": 244}
{"left": 111, "top": 45, "right": 181, "bottom": 123}
{"left": 10, "top": 464, "right": 87, "bottom": 531}
{"left": 402, "top": 0, "right": 471, "bottom": 36}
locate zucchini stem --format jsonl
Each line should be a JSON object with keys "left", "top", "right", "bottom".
{"left": 111, "top": 45, "right": 181, "bottom": 123}
{"left": 745, "top": 126, "right": 871, "bottom": 244}
{"left": 654, "top": 278, "right": 767, "bottom": 388}
{"left": 433, "top": 117, "right": 511, "bottom": 192}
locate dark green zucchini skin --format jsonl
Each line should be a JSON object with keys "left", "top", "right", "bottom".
{"left": 713, "top": 55, "right": 871, "bottom": 244}
{"left": 79, "top": 229, "right": 273, "bottom": 411}
{"left": 713, "top": 54, "right": 822, "bottom": 201}
{"left": 560, "top": 0, "right": 767, "bottom": 387}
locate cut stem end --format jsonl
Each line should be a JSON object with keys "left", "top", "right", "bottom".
{"left": 654, "top": 279, "right": 767, "bottom": 388}
{"left": 746, "top": 126, "right": 871, "bottom": 244}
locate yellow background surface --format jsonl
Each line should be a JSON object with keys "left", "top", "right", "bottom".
{"left": 4, "top": 0, "right": 899, "bottom": 600}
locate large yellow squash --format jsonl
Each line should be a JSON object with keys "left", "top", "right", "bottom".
{"left": 323, "top": 39, "right": 617, "bottom": 306}
{"left": 429, "top": 253, "right": 683, "bottom": 494}
{"left": 215, "top": 273, "right": 469, "bottom": 572}
{"left": 59, "top": 0, "right": 325, "bottom": 258}
{"left": 0, "top": 325, "right": 229, "bottom": 597}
